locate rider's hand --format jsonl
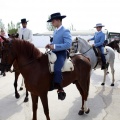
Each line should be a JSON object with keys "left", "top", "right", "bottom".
{"left": 45, "top": 44, "right": 54, "bottom": 50}
{"left": 87, "top": 39, "right": 90, "bottom": 42}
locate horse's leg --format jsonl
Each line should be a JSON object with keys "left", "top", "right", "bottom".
{"left": 19, "top": 77, "right": 24, "bottom": 90}
{"left": 75, "top": 81, "right": 90, "bottom": 115}
{"left": 110, "top": 62, "right": 115, "bottom": 86}
{"left": 14, "top": 71, "right": 20, "bottom": 99}
{"left": 40, "top": 93, "right": 50, "bottom": 120}
{"left": 24, "top": 89, "right": 29, "bottom": 102}
{"left": 31, "top": 93, "right": 38, "bottom": 120}
{"left": 101, "top": 69, "right": 107, "bottom": 85}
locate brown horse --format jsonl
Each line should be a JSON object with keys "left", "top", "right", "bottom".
{"left": 0, "top": 34, "right": 29, "bottom": 102}
{"left": 0, "top": 37, "right": 91, "bottom": 120}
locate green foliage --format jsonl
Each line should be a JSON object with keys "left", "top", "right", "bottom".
{"left": 8, "top": 21, "right": 20, "bottom": 34}
{"left": 69, "top": 23, "right": 76, "bottom": 31}
{"left": 46, "top": 16, "right": 55, "bottom": 31}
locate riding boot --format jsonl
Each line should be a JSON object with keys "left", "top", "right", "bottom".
{"left": 55, "top": 83, "right": 66, "bottom": 100}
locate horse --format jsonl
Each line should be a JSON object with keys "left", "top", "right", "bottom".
{"left": 0, "top": 34, "right": 29, "bottom": 102}
{"left": 0, "top": 37, "right": 91, "bottom": 120}
{"left": 70, "top": 37, "right": 116, "bottom": 86}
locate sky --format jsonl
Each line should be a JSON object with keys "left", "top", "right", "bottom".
{"left": 0, "top": 0, "right": 120, "bottom": 33}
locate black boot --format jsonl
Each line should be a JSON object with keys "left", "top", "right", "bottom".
{"left": 56, "top": 83, "right": 66, "bottom": 100}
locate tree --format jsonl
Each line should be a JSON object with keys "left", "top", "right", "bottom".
{"left": 8, "top": 21, "right": 20, "bottom": 34}
{"left": 47, "top": 16, "right": 55, "bottom": 31}
{"left": 0, "top": 19, "right": 5, "bottom": 30}
{"left": 69, "top": 23, "right": 76, "bottom": 31}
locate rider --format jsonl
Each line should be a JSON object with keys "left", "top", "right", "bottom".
{"left": 18, "top": 18, "right": 33, "bottom": 42}
{"left": 88, "top": 23, "right": 106, "bottom": 69}
{"left": 46, "top": 12, "right": 72, "bottom": 100}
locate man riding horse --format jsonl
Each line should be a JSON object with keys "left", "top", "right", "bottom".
{"left": 46, "top": 12, "right": 72, "bottom": 100}
{"left": 88, "top": 23, "right": 107, "bottom": 69}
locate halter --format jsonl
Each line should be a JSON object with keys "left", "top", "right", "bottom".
{"left": 72, "top": 40, "right": 92, "bottom": 55}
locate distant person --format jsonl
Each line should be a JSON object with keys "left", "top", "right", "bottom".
{"left": 46, "top": 12, "right": 72, "bottom": 100}
{"left": 18, "top": 18, "right": 33, "bottom": 42}
{"left": 0, "top": 29, "right": 8, "bottom": 42}
{"left": 88, "top": 23, "right": 106, "bottom": 69}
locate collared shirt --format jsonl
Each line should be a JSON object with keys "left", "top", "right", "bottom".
{"left": 56, "top": 25, "right": 63, "bottom": 32}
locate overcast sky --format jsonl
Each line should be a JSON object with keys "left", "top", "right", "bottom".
{"left": 1, "top": 0, "right": 120, "bottom": 33}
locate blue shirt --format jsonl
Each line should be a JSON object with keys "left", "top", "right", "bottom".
{"left": 52, "top": 26, "right": 72, "bottom": 51}
{"left": 90, "top": 31, "right": 105, "bottom": 47}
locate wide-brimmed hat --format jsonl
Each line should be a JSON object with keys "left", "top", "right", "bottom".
{"left": 20, "top": 18, "right": 29, "bottom": 23}
{"left": 47, "top": 12, "right": 66, "bottom": 22}
{"left": 94, "top": 23, "right": 105, "bottom": 28}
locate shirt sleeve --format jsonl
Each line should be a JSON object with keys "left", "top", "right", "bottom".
{"left": 53, "top": 29, "right": 72, "bottom": 51}
{"left": 89, "top": 35, "right": 95, "bottom": 41}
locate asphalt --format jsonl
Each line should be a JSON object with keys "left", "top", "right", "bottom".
{"left": 0, "top": 51, "right": 120, "bottom": 120}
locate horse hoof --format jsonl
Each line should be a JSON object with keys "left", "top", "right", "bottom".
{"left": 15, "top": 93, "right": 20, "bottom": 99}
{"left": 19, "top": 87, "right": 23, "bottom": 91}
{"left": 111, "top": 83, "right": 114, "bottom": 86}
{"left": 24, "top": 97, "right": 29, "bottom": 102}
{"left": 78, "top": 110, "right": 84, "bottom": 115}
{"left": 101, "top": 83, "right": 105, "bottom": 86}
{"left": 85, "top": 108, "right": 90, "bottom": 114}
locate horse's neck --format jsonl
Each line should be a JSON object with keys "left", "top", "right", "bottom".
{"left": 107, "top": 43, "right": 114, "bottom": 49}
{"left": 78, "top": 41, "right": 97, "bottom": 68}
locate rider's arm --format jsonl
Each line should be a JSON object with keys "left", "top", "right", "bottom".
{"left": 89, "top": 35, "right": 95, "bottom": 41}
{"left": 94, "top": 33, "right": 105, "bottom": 47}
{"left": 53, "top": 29, "right": 72, "bottom": 51}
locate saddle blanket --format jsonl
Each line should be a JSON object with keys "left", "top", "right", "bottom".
{"left": 47, "top": 51, "right": 74, "bottom": 72}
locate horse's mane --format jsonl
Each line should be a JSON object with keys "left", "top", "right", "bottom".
{"left": 77, "top": 37, "right": 91, "bottom": 47}
{"left": 12, "top": 39, "right": 42, "bottom": 59}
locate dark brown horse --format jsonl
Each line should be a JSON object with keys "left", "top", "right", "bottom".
{"left": 0, "top": 37, "right": 91, "bottom": 120}
{"left": 0, "top": 34, "right": 29, "bottom": 102}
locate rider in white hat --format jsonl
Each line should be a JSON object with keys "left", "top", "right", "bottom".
{"left": 88, "top": 23, "right": 106, "bottom": 69}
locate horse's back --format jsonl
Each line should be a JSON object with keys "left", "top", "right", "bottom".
{"left": 105, "top": 46, "right": 115, "bottom": 62}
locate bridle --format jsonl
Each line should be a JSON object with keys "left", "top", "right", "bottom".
{"left": 72, "top": 40, "right": 92, "bottom": 55}
{"left": 0, "top": 40, "right": 14, "bottom": 71}
{"left": 0, "top": 40, "right": 38, "bottom": 72}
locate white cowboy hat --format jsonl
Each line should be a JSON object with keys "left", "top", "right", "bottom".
{"left": 94, "top": 23, "right": 105, "bottom": 28}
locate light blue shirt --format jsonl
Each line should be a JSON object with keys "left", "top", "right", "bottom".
{"left": 90, "top": 31, "right": 105, "bottom": 47}
{"left": 52, "top": 26, "right": 72, "bottom": 51}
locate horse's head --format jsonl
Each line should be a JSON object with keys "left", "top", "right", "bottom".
{"left": 0, "top": 36, "right": 16, "bottom": 71}
{"left": 70, "top": 37, "right": 79, "bottom": 54}
{"left": 108, "top": 40, "right": 120, "bottom": 53}
{"left": 49, "top": 36, "right": 53, "bottom": 43}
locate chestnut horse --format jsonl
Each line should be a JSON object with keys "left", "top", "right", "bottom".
{"left": 0, "top": 37, "right": 91, "bottom": 120}
{"left": 0, "top": 34, "right": 29, "bottom": 102}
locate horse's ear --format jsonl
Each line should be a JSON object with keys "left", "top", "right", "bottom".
{"left": 0, "top": 35, "right": 7, "bottom": 42}
{"left": 76, "top": 37, "right": 78, "bottom": 41}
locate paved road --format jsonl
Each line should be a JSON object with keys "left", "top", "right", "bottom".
{"left": 0, "top": 51, "right": 120, "bottom": 120}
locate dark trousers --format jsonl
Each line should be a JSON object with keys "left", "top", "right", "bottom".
{"left": 53, "top": 50, "right": 67, "bottom": 83}
{"left": 97, "top": 46, "right": 106, "bottom": 64}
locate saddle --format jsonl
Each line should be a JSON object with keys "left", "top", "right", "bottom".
{"left": 93, "top": 46, "right": 108, "bottom": 68}
{"left": 47, "top": 51, "right": 74, "bottom": 73}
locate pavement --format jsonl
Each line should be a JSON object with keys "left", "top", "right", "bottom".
{"left": 0, "top": 51, "right": 120, "bottom": 120}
